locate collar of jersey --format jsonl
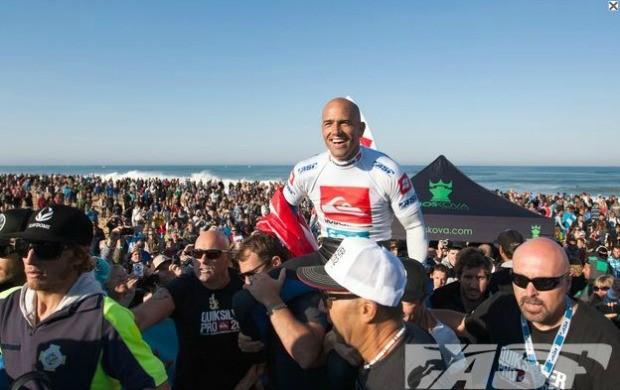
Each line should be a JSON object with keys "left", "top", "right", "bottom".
{"left": 329, "top": 149, "right": 362, "bottom": 168}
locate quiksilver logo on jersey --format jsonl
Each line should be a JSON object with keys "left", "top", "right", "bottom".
{"left": 320, "top": 186, "right": 372, "bottom": 225}
{"left": 36, "top": 207, "right": 54, "bottom": 222}
{"left": 0, "top": 214, "right": 6, "bottom": 232}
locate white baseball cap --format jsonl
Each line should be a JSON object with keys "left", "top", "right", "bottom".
{"left": 297, "top": 237, "right": 406, "bottom": 307}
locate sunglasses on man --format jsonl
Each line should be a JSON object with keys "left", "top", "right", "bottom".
{"left": 237, "top": 259, "right": 271, "bottom": 281}
{"left": 185, "top": 248, "right": 229, "bottom": 260}
{"left": 15, "top": 241, "right": 70, "bottom": 261}
{"left": 510, "top": 271, "right": 569, "bottom": 291}
{"left": 320, "top": 292, "right": 359, "bottom": 309}
{"left": 593, "top": 286, "right": 610, "bottom": 292}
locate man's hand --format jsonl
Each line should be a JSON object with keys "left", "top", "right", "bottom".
{"left": 243, "top": 268, "right": 286, "bottom": 308}
{"left": 108, "top": 227, "right": 122, "bottom": 247}
{"left": 169, "top": 263, "right": 184, "bottom": 277}
{"left": 238, "top": 332, "right": 265, "bottom": 353}
{"left": 179, "top": 244, "right": 194, "bottom": 262}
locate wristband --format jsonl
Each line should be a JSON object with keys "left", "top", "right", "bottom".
{"left": 266, "top": 302, "right": 287, "bottom": 316}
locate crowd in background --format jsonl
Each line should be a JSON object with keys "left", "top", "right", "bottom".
{"left": 1, "top": 173, "right": 619, "bottom": 388}
{"left": 2, "top": 173, "right": 618, "bottom": 251}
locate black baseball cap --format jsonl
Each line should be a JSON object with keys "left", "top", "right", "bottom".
{"left": 9, "top": 205, "right": 93, "bottom": 246}
{"left": 400, "top": 257, "right": 429, "bottom": 302}
{"left": 0, "top": 209, "right": 34, "bottom": 246}
{"left": 446, "top": 240, "right": 464, "bottom": 250}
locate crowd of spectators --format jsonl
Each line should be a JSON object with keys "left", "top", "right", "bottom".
{"left": 2, "top": 173, "right": 620, "bottom": 388}
{"left": 1, "top": 173, "right": 313, "bottom": 254}
{"left": 2, "top": 173, "right": 619, "bottom": 289}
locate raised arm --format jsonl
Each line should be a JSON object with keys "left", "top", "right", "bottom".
{"left": 131, "top": 287, "right": 175, "bottom": 331}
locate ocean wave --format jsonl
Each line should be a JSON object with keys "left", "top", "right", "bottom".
{"left": 92, "top": 170, "right": 186, "bottom": 181}
{"left": 89, "top": 170, "right": 282, "bottom": 188}
{"left": 188, "top": 170, "right": 221, "bottom": 182}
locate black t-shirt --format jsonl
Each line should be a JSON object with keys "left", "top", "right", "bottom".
{"left": 165, "top": 270, "right": 252, "bottom": 390}
{"left": 356, "top": 323, "right": 438, "bottom": 390}
{"left": 465, "top": 292, "right": 620, "bottom": 389}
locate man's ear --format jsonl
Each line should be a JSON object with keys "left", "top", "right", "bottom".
{"left": 359, "top": 121, "right": 366, "bottom": 136}
{"left": 271, "top": 256, "right": 282, "bottom": 268}
{"left": 358, "top": 299, "right": 378, "bottom": 324}
{"left": 71, "top": 246, "right": 92, "bottom": 270}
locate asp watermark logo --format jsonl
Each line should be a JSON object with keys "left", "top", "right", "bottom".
{"left": 405, "top": 343, "right": 613, "bottom": 389}
{"left": 422, "top": 179, "right": 469, "bottom": 211}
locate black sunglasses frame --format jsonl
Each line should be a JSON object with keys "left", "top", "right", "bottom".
{"left": 320, "top": 292, "right": 359, "bottom": 308}
{"left": 510, "top": 271, "right": 569, "bottom": 291}
{"left": 16, "top": 241, "right": 70, "bottom": 261}
{"left": 187, "top": 248, "right": 229, "bottom": 260}
{"left": 237, "top": 259, "right": 271, "bottom": 281}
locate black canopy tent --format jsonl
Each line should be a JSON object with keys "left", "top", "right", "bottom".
{"left": 400, "top": 155, "right": 554, "bottom": 243}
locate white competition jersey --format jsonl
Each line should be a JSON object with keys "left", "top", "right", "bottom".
{"left": 283, "top": 147, "right": 423, "bottom": 241}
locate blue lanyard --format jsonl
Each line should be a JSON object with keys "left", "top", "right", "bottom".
{"left": 520, "top": 296, "right": 573, "bottom": 381}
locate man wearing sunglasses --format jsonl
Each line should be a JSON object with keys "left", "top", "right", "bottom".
{"left": 297, "top": 237, "right": 437, "bottom": 390}
{"left": 0, "top": 205, "right": 169, "bottom": 389}
{"left": 437, "top": 238, "right": 620, "bottom": 389}
{"left": 235, "top": 233, "right": 330, "bottom": 388}
{"left": 132, "top": 230, "right": 256, "bottom": 389}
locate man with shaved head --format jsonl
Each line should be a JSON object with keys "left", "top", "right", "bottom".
{"left": 283, "top": 97, "right": 428, "bottom": 263}
{"left": 132, "top": 230, "right": 256, "bottom": 389}
{"left": 441, "top": 238, "right": 620, "bottom": 388}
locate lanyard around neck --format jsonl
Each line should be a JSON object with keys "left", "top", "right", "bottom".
{"left": 363, "top": 325, "right": 406, "bottom": 370}
{"left": 520, "top": 296, "right": 573, "bottom": 380}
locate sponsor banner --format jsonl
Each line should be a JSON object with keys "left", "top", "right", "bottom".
{"left": 425, "top": 225, "right": 474, "bottom": 236}
{"left": 423, "top": 215, "right": 554, "bottom": 243}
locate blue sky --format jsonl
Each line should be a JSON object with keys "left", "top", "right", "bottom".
{"left": 1, "top": 1, "right": 618, "bottom": 166}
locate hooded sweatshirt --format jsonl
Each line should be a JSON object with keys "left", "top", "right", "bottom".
{"left": 0, "top": 272, "right": 166, "bottom": 389}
